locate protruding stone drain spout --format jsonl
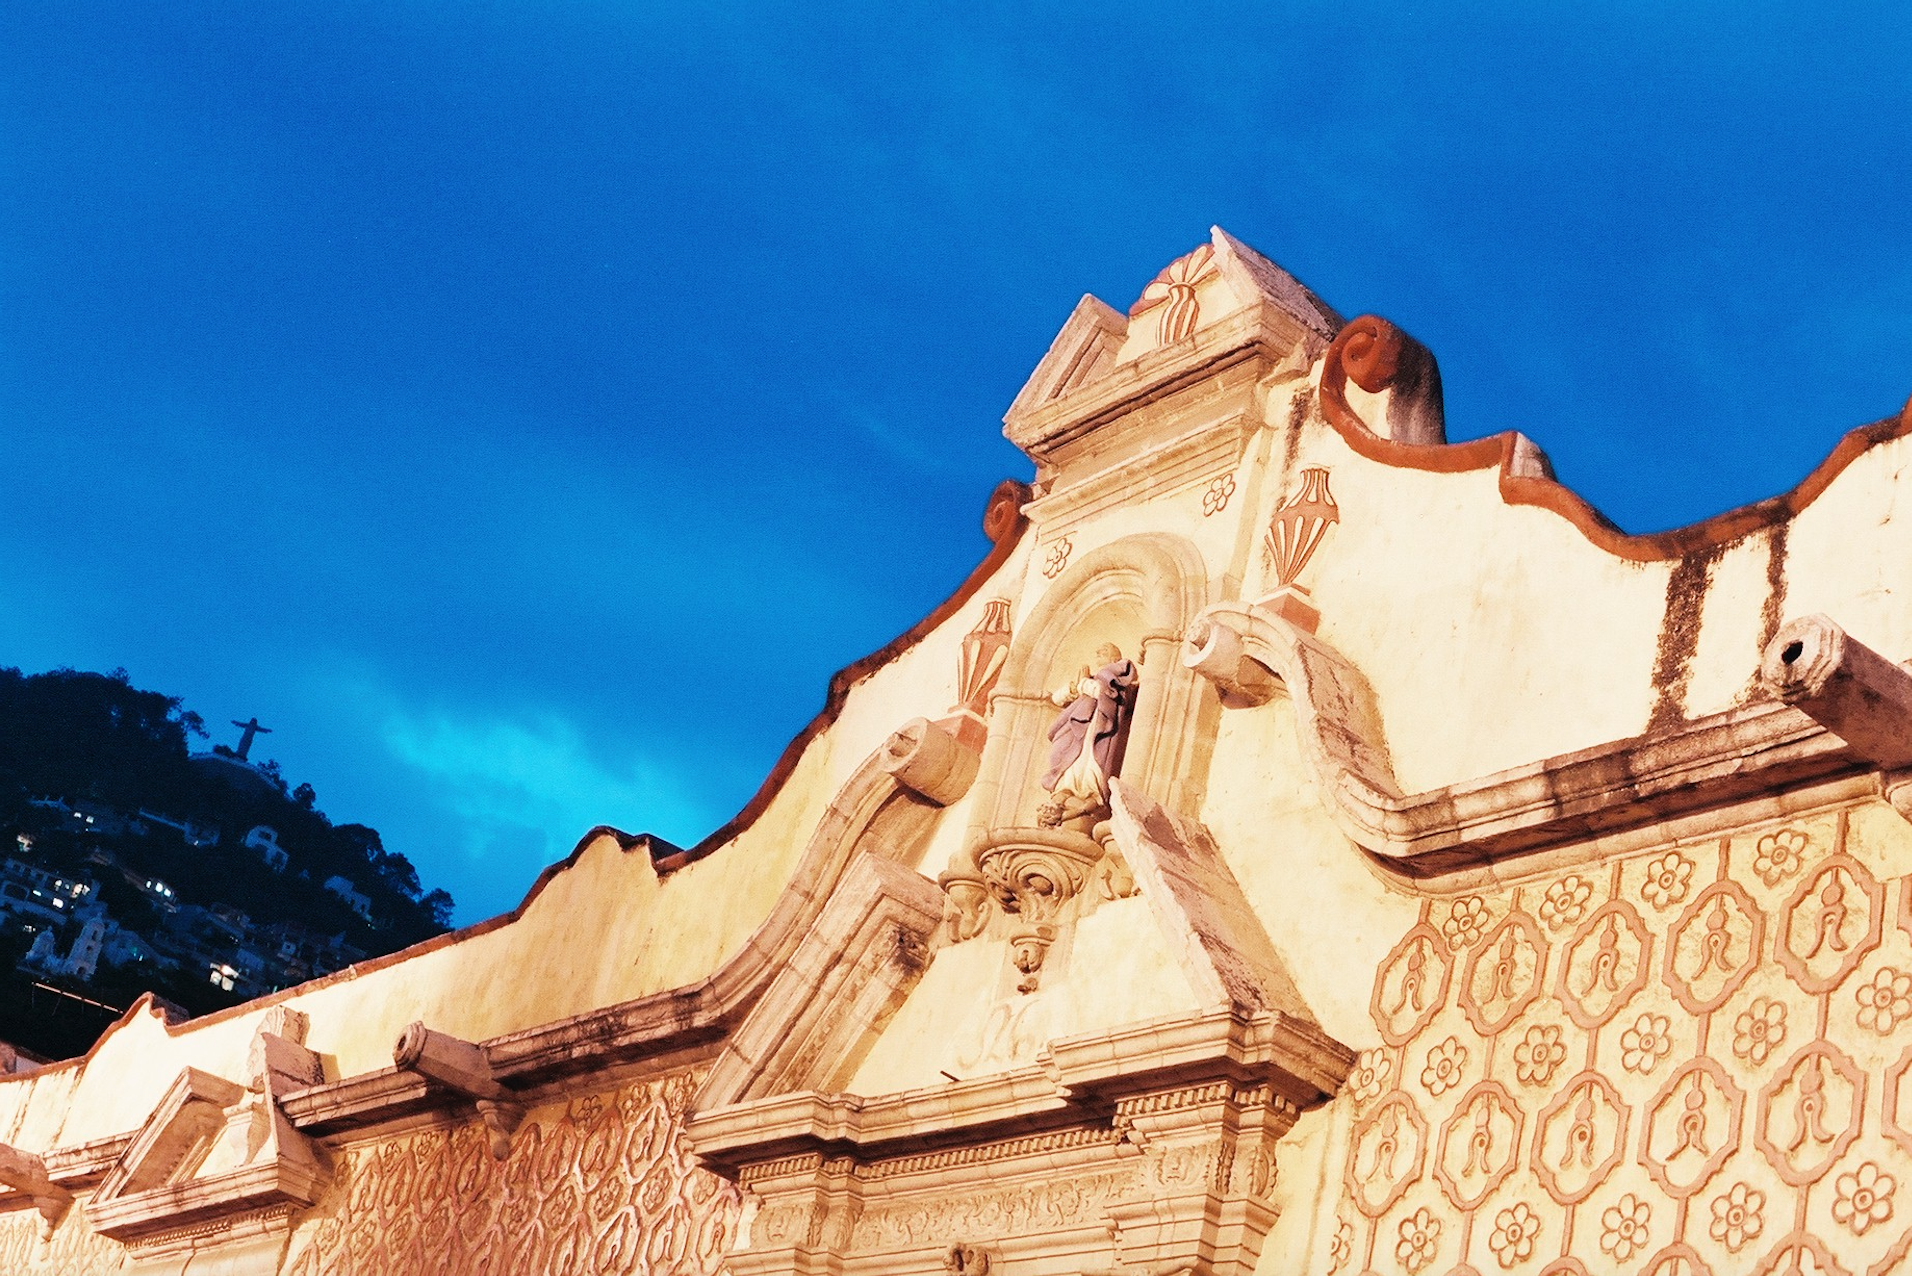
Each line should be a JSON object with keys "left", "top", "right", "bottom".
{"left": 1759, "top": 615, "right": 1912, "bottom": 772}
{"left": 393, "top": 1022, "right": 524, "bottom": 1160}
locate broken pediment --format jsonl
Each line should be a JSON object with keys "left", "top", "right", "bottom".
{"left": 685, "top": 786, "right": 1351, "bottom": 1276}
{"left": 88, "top": 1008, "right": 328, "bottom": 1258}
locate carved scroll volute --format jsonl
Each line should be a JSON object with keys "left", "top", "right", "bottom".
{"left": 393, "top": 1022, "right": 524, "bottom": 1160}
{"left": 0, "top": 1143, "right": 70, "bottom": 1237}
{"left": 883, "top": 719, "right": 980, "bottom": 807}
{"left": 937, "top": 845, "right": 991, "bottom": 944}
{"left": 1183, "top": 617, "right": 1278, "bottom": 709}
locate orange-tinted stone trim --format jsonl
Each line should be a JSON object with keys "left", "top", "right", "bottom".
{"left": 1318, "top": 315, "right": 1912, "bottom": 563}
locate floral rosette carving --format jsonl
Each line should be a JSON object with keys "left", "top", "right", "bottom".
{"left": 1489, "top": 1201, "right": 1541, "bottom": 1268}
{"left": 1732, "top": 997, "right": 1787, "bottom": 1065}
{"left": 1041, "top": 536, "right": 1073, "bottom": 579}
{"left": 1641, "top": 852, "right": 1694, "bottom": 909}
{"left": 1201, "top": 473, "right": 1235, "bottom": 516}
{"left": 1395, "top": 1206, "right": 1442, "bottom": 1274}
{"left": 1539, "top": 876, "right": 1593, "bottom": 929}
{"left": 1326, "top": 1217, "right": 1353, "bottom": 1274}
{"left": 1708, "top": 1181, "right": 1765, "bottom": 1252}
{"left": 1834, "top": 1161, "right": 1897, "bottom": 1236}
{"left": 1856, "top": 966, "right": 1912, "bottom": 1034}
{"left": 1754, "top": 827, "right": 1810, "bottom": 885}
{"left": 1421, "top": 1036, "right": 1468, "bottom": 1097}
{"left": 1620, "top": 1012, "right": 1674, "bottom": 1075}
{"left": 1599, "top": 1193, "right": 1652, "bottom": 1262}
{"left": 1347, "top": 1049, "right": 1393, "bottom": 1106}
{"left": 1513, "top": 1024, "right": 1567, "bottom": 1086}
{"left": 1443, "top": 896, "right": 1489, "bottom": 950}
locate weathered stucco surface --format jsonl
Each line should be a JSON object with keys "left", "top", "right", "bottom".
{"left": 3, "top": 228, "right": 1910, "bottom": 1275}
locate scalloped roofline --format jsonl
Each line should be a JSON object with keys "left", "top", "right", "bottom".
{"left": 1318, "top": 312, "right": 1912, "bottom": 564}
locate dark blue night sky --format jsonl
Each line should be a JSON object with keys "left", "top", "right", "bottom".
{"left": 4, "top": 3, "right": 1909, "bottom": 921}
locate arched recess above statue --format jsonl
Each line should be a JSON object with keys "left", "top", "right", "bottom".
{"left": 976, "top": 532, "right": 1214, "bottom": 832}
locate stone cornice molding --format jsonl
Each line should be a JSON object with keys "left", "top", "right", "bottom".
{"left": 271, "top": 739, "right": 944, "bottom": 1145}
{"left": 1185, "top": 599, "right": 1899, "bottom": 875}
{"left": 685, "top": 1006, "right": 1345, "bottom": 1179}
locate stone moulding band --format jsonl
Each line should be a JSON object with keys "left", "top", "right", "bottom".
{"left": 1184, "top": 601, "right": 1911, "bottom": 875}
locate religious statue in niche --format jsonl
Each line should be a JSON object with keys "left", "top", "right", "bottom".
{"left": 1037, "top": 643, "right": 1139, "bottom": 831}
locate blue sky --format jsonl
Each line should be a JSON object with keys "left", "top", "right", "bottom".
{"left": 3, "top": 4, "right": 1909, "bottom": 921}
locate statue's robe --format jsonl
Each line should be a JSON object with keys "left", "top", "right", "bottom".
{"left": 1041, "top": 658, "right": 1139, "bottom": 800}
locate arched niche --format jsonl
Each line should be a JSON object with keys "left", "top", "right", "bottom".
{"left": 975, "top": 533, "right": 1216, "bottom": 832}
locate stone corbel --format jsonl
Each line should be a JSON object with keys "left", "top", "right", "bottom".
{"left": 392, "top": 1023, "right": 524, "bottom": 1159}
{"left": 940, "top": 827, "right": 1110, "bottom": 993}
{"left": 1760, "top": 614, "right": 1912, "bottom": 819}
{"left": 0, "top": 1142, "right": 71, "bottom": 1237}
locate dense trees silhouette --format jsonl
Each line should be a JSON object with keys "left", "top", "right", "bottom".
{"left": 0, "top": 666, "right": 456, "bottom": 1055}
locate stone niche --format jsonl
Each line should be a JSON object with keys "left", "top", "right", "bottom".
{"left": 967, "top": 532, "right": 1215, "bottom": 847}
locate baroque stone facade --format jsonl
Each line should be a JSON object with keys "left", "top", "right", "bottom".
{"left": 2, "top": 228, "right": 1912, "bottom": 1275}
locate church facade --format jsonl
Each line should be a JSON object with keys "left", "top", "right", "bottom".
{"left": 5, "top": 229, "right": 1912, "bottom": 1275}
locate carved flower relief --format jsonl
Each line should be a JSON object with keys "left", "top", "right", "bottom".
{"left": 1347, "top": 1049, "right": 1393, "bottom": 1106}
{"left": 1620, "top": 1013, "right": 1674, "bottom": 1074}
{"left": 1420, "top": 1036, "right": 1469, "bottom": 1097}
{"left": 1834, "top": 1162, "right": 1897, "bottom": 1236}
{"left": 1200, "top": 473, "right": 1236, "bottom": 517}
{"left": 1539, "top": 876, "right": 1593, "bottom": 929}
{"left": 1395, "top": 1206, "right": 1441, "bottom": 1275}
{"left": 1327, "top": 1217, "right": 1353, "bottom": 1275}
{"left": 1753, "top": 828, "right": 1811, "bottom": 886}
{"left": 1512, "top": 1024, "right": 1568, "bottom": 1087}
{"left": 1442, "top": 897, "right": 1489, "bottom": 950}
{"left": 1856, "top": 967, "right": 1912, "bottom": 1034}
{"left": 1599, "top": 1194, "right": 1652, "bottom": 1263}
{"left": 1488, "top": 1202, "right": 1541, "bottom": 1269}
{"left": 1041, "top": 535, "right": 1073, "bottom": 579}
{"left": 1732, "top": 997, "right": 1787, "bottom": 1065}
{"left": 1640, "top": 852, "right": 1695, "bottom": 909}
{"left": 1709, "top": 1182, "right": 1766, "bottom": 1252}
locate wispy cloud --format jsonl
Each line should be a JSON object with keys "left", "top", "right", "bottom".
{"left": 296, "top": 665, "right": 720, "bottom": 921}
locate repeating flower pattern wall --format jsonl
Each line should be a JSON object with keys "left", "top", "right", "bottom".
{"left": 283, "top": 1069, "right": 741, "bottom": 1276}
{"left": 0, "top": 1205, "right": 120, "bottom": 1275}
{"left": 1335, "top": 801, "right": 1912, "bottom": 1276}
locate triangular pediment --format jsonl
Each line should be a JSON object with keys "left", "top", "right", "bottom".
{"left": 88, "top": 1010, "right": 328, "bottom": 1248}
{"left": 1004, "top": 227, "right": 1342, "bottom": 458}
{"left": 1003, "top": 293, "right": 1128, "bottom": 421}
